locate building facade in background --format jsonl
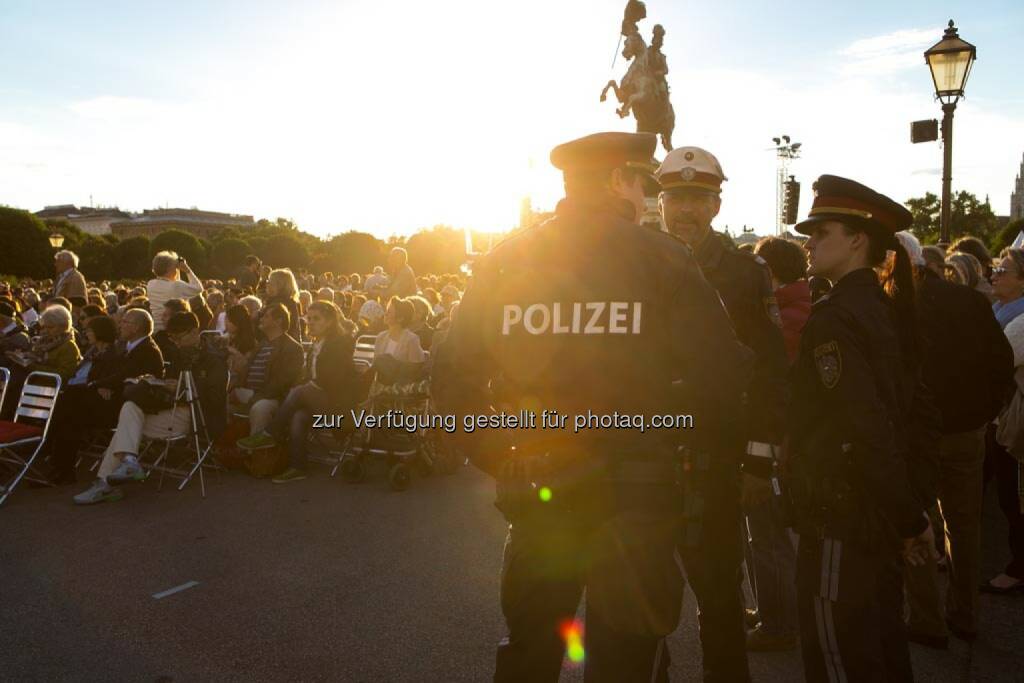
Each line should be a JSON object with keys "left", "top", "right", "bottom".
{"left": 35, "top": 205, "right": 132, "bottom": 235}
{"left": 36, "top": 205, "right": 255, "bottom": 239}
{"left": 1011, "top": 153, "right": 1024, "bottom": 221}
{"left": 109, "top": 208, "right": 254, "bottom": 239}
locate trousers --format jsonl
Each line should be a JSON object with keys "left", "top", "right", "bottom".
{"left": 494, "top": 489, "right": 683, "bottom": 683}
{"left": 984, "top": 424, "right": 1024, "bottom": 580}
{"left": 97, "top": 400, "right": 191, "bottom": 479}
{"left": 745, "top": 497, "right": 798, "bottom": 636}
{"left": 678, "top": 462, "right": 750, "bottom": 682}
{"left": 797, "top": 535, "right": 912, "bottom": 682}
{"left": 905, "top": 426, "right": 986, "bottom": 636}
{"left": 268, "top": 382, "right": 329, "bottom": 470}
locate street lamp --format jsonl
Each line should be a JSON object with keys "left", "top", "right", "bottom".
{"left": 48, "top": 233, "right": 65, "bottom": 249}
{"left": 924, "top": 20, "right": 977, "bottom": 247}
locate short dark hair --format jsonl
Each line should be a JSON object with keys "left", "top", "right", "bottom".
{"left": 262, "top": 302, "right": 291, "bottom": 330}
{"left": 86, "top": 314, "right": 118, "bottom": 344}
{"left": 388, "top": 297, "right": 415, "bottom": 327}
{"left": 166, "top": 311, "right": 200, "bottom": 335}
{"left": 164, "top": 298, "right": 190, "bottom": 314}
{"left": 81, "top": 304, "right": 106, "bottom": 319}
{"left": 754, "top": 237, "right": 808, "bottom": 285}
{"left": 245, "top": 255, "right": 261, "bottom": 267}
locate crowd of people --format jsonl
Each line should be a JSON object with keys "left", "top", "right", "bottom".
{"left": 0, "top": 245, "right": 464, "bottom": 502}
{"left": 3, "top": 133, "right": 1024, "bottom": 681}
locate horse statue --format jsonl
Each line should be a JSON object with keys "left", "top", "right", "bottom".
{"left": 600, "top": 20, "right": 676, "bottom": 152}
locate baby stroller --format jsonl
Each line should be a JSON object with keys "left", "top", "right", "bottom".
{"left": 334, "top": 351, "right": 454, "bottom": 491}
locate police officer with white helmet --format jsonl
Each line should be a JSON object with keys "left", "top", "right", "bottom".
{"left": 657, "top": 146, "right": 791, "bottom": 680}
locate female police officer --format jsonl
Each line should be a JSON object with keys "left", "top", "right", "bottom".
{"left": 787, "top": 175, "right": 937, "bottom": 682}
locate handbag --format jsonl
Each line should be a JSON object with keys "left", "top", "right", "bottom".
{"left": 123, "top": 380, "right": 177, "bottom": 415}
{"left": 245, "top": 444, "right": 288, "bottom": 478}
{"left": 996, "top": 366, "right": 1024, "bottom": 464}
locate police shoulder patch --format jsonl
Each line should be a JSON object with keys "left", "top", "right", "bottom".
{"left": 813, "top": 341, "right": 842, "bottom": 389}
{"left": 764, "top": 294, "right": 783, "bottom": 328}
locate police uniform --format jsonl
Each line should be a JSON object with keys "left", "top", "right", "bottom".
{"left": 657, "top": 147, "right": 790, "bottom": 681}
{"left": 788, "top": 176, "right": 930, "bottom": 682}
{"left": 432, "top": 132, "right": 751, "bottom": 682}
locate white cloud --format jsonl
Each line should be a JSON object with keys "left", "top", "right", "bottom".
{"left": 839, "top": 27, "right": 939, "bottom": 76}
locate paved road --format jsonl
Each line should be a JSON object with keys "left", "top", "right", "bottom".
{"left": 1, "top": 460, "right": 1021, "bottom": 681}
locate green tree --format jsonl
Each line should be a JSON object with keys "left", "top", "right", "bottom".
{"left": 78, "top": 235, "right": 115, "bottom": 280}
{"left": 0, "top": 206, "right": 55, "bottom": 277}
{"left": 309, "top": 252, "right": 340, "bottom": 276}
{"left": 992, "top": 219, "right": 1024, "bottom": 255}
{"left": 905, "top": 191, "right": 999, "bottom": 245}
{"left": 212, "top": 238, "right": 252, "bottom": 277}
{"left": 150, "top": 230, "right": 206, "bottom": 270}
{"left": 327, "top": 231, "right": 385, "bottom": 274}
{"left": 405, "top": 225, "right": 467, "bottom": 274}
{"left": 263, "top": 233, "right": 309, "bottom": 270}
{"left": 111, "top": 236, "right": 152, "bottom": 280}
{"left": 906, "top": 192, "right": 940, "bottom": 244}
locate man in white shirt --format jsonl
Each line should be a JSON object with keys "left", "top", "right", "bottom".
{"left": 147, "top": 251, "right": 204, "bottom": 332}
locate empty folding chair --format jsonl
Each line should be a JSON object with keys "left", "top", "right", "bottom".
{"left": 0, "top": 371, "right": 62, "bottom": 506}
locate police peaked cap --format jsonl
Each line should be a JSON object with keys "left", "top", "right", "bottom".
{"left": 795, "top": 175, "right": 912, "bottom": 237}
{"left": 550, "top": 132, "right": 658, "bottom": 179}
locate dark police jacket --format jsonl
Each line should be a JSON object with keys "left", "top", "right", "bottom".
{"left": 432, "top": 196, "right": 751, "bottom": 477}
{"left": 691, "top": 230, "right": 789, "bottom": 476}
{"left": 788, "top": 268, "right": 930, "bottom": 541}
{"left": 916, "top": 269, "right": 1013, "bottom": 434}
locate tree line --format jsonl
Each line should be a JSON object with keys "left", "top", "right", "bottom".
{"left": 4, "top": 190, "right": 1022, "bottom": 282}
{"left": 0, "top": 207, "right": 496, "bottom": 282}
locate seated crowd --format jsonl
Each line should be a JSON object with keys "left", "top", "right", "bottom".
{"left": 0, "top": 245, "right": 463, "bottom": 503}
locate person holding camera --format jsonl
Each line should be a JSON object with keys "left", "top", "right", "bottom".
{"left": 147, "top": 251, "right": 204, "bottom": 333}
{"left": 73, "top": 311, "right": 227, "bottom": 505}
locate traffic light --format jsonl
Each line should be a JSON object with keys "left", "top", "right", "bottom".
{"left": 783, "top": 176, "right": 801, "bottom": 225}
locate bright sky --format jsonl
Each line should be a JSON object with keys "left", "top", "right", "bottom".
{"left": 1, "top": 0, "right": 1022, "bottom": 239}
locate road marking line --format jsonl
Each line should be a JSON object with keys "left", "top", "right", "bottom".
{"left": 152, "top": 581, "right": 199, "bottom": 600}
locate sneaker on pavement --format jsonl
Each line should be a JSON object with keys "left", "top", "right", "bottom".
{"left": 73, "top": 480, "right": 124, "bottom": 505}
{"left": 272, "top": 468, "right": 307, "bottom": 484}
{"left": 106, "top": 459, "right": 147, "bottom": 485}
{"left": 745, "top": 626, "right": 798, "bottom": 652}
{"left": 237, "top": 433, "right": 277, "bottom": 451}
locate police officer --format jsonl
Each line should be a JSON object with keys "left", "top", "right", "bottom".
{"left": 432, "top": 131, "right": 751, "bottom": 682}
{"left": 787, "top": 176, "right": 937, "bottom": 682}
{"left": 657, "top": 147, "right": 789, "bottom": 679}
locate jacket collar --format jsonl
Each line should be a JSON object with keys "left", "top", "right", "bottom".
{"left": 692, "top": 228, "right": 725, "bottom": 270}
{"left": 555, "top": 196, "right": 637, "bottom": 224}
{"left": 827, "top": 268, "right": 880, "bottom": 299}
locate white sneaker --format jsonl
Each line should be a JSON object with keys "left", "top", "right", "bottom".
{"left": 73, "top": 479, "right": 123, "bottom": 505}
{"left": 106, "top": 458, "right": 147, "bottom": 485}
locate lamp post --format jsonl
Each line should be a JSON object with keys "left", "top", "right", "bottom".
{"left": 48, "top": 233, "right": 65, "bottom": 249}
{"left": 924, "top": 20, "right": 977, "bottom": 248}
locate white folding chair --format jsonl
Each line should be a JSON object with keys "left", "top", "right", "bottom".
{"left": 139, "top": 369, "right": 217, "bottom": 496}
{"left": 353, "top": 334, "right": 377, "bottom": 365}
{"left": 0, "top": 371, "right": 62, "bottom": 506}
{"left": 0, "top": 367, "right": 10, "bottom": 416}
